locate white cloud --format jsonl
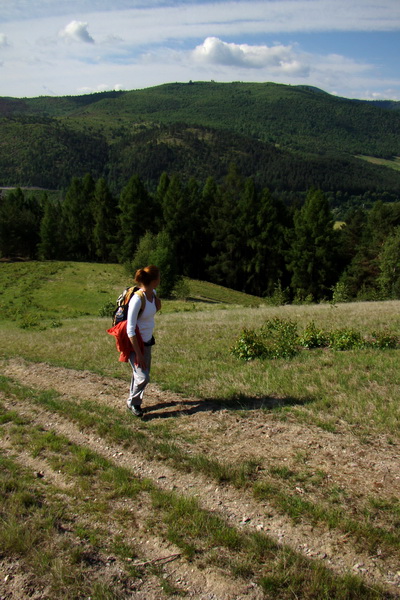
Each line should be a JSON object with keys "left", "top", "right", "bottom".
{"left": 77, "top": 82, "right": 124, "bottom": 93}
{"left": 59, "top": 21, "right": 95, "bottom": 44}
{"left": 192, "top": 37, "right": 309, "bottom": 76}
{"left": 3, "top": 1, "right": 400, "bottom": 33}
{"left": 0, "top": 1, "right": 399, "bottom": 99}
{"left": 0, "top": 33, "right": 9, "bottom": 48}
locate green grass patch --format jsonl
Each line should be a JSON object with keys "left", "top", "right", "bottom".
{"left": 0, "top": 261, "right": 126, "bottom": 327}
{"left": 0, "top": 451, "right": 140, "bottom": 599}
{"left": 1, "top": 400, "right": 390, "bottom": 599}
{"left": 0, "top": 381, "right": 396, "bottom": 598}
{"left": 0, "top": 261, "right": 262, "bottom": 329}
{"left": 1, "top": 299, "right": 399, "bottom": 438}
{"left": 1, "top": 377, "right": 399, "bottom": 559}
{"left": 356, "top": 155, "right": 400, "bottom": 172}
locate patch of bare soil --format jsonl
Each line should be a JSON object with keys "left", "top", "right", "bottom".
{"left": 1, "top": 357, "right": 400, "bottom": 598}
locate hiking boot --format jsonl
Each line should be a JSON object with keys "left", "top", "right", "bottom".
{"left": 131, "top": 404, "right": 144, "bottom": 417}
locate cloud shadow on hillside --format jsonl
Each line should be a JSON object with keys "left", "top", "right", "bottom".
{"left": 143, "top": 393, "right": 314, "bottom": 421}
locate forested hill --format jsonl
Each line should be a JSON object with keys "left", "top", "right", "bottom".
{"left": 1, "top": 81, "right": 400, "bottom": 198}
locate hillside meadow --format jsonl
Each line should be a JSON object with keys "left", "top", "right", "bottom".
{"left": 0, "top": 261, "right": 399, "bottom": 599}
{"left": 0, "top": 261, "right": 399, "bottom": 438}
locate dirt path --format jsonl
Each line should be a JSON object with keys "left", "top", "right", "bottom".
{"left": 1, "top": 357, "right": 400, "bottom": 597}
{"left": 0, "top": 433, "right": 259, "bottom": 600}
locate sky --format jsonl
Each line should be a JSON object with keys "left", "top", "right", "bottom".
{"left": 0, "top": 0, "right": 399, "bottom": 100}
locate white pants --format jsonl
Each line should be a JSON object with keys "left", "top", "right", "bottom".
{"left": 127, "top": 345, "right": 152, "bottom": 406}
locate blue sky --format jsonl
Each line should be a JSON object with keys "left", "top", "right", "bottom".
{"left": 0, "top": 0, "right": 399, "bottom": 99}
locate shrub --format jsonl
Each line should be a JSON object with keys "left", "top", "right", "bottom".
{"left": 331, "top": 281, "right": 351, "bottom": 304}
{"left": 265, "top": 281, "right": 289, "bottom": 306}
{"left": 299, "top": 321, "right": 329, "bottom": 349}
{"left": 98, "top": 300, "right": 115, "bottom": 318}
{"left": 260, "top": 318, "right": 299, "bottom": 359}
{"left": 231, "top": 319, "right": 399, "bottom": 361}
{"left": 172, "top": 278, "right": 191, "bottom": 300}
{"left": 292, "top": 292, "right": 314, "bottom": 305}
{"left": 230, "top": 319, "right": 299, "bottom": 361}
{"left": 366, "top": 330, "right": 399, "bottom": 350}
{"left": 328, "top": 328, "right": 364, "bottom": 350}
{"left": 230, "top": 329, "right": 268, "bottom": 361}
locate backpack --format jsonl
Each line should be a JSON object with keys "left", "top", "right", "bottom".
{"left": 112, "top": 286, "right": 146, "bottom": 326}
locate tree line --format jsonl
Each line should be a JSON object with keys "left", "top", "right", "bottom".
{"left": 1, "top": 166, "right": 400, "bottom": 301}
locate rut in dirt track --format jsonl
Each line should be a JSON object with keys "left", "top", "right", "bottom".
{"left": 2, "top": 357, "right": 400, "bottom": 597}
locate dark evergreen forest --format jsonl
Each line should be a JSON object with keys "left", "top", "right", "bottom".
{"left": 1, "top": 169, "right": 400, "bottom": 301}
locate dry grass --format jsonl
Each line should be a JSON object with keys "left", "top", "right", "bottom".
{"left": 0, "top": 299, "right": 399, "bottom": 436}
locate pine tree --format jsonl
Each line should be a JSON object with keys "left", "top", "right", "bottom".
{"left": 82, "top": 173, "right": 96, "bottom": 259}
{"left": 118, "top": 175, "right": 153, "bottom": 263}
{"left": 62, "top": 175, "right": 95, "bottom": 260}
{"left": 289, "top": 189, "right": 339, "bottom": 301}
{"left": 247, "top": 188, "right": 290, "bottom": 296}
{"left": 162, "top": 174, "right": 192, "bottom": 275}
{"left": 0, "top": 188, "right": 41, "bottom": 258}
{"left": 378, "top": 227, "right": 400, "bottom": 298}
{"left": 340, "top": 201, "right": 400, "bottom": 297}
{"left": 207, "top": 164, "right": 247, "bottom": 290}
{"left": 38, "top": 194, "right": 62, "bottom": 259}
{"left": 92, "top": 178, "right": 118, "bottom": 262}
{"left": 155, "top": 172, "right": 170, "bottom": 230}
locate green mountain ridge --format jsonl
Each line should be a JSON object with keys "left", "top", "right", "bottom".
{"left": 1, "top": 81, "right": 400, "bottom": 199}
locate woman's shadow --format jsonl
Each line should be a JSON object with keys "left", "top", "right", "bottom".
{"left": 142, "top": 394, "right": 313, "bottom": 420}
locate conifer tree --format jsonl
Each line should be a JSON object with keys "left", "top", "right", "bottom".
{"left": 247, "top": 188, "right": 290, "bottom": 296}
{"left": 339, "top": 201, "right": 400, "bottom": 297}
{"left": 289, "top": 189, "right": 339, "bottom": 301}
{"left": 207, "top": 164, "right": 248, "bottom": 290}
{"left": 82, "top": 173, "right": 96, "bottom": 259}
{"left": 118, "top": 175, "right": 153, "bottom": 263}
{"left": 162, "top": 174, "right": 193, "bottom": 275}
{"left": 92, "top": 178, "right": 118, "bottom": 261}
{"left": 178, "top": 177, "right": 210, "bottom": 278}
{"left": 62, "top": 174, "right": 95, "bottom": 260}
{"left": 155, "top": 172, "right": 170, "bottom": 229}
{"left": 0, "top": 188, "right": 41, "bottom": 258}
{"left": 378, "top": 227, "right": 400, "bottom": 298}
{"left": 38, "top": 194, "right": 62, "bottom": 259}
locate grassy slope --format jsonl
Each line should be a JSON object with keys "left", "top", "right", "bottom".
{"left": 357, "top": 155, "right": 400, "bottom": 172}
{"left": 0, "top": 261, "right": 399, "bottom": 438}
{"left": 0, "top": 261, "right": 399, "bottom": 598}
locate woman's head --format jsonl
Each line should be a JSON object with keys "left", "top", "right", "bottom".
{"left": 135, "top": 265, "right": 160, "bottom": 287}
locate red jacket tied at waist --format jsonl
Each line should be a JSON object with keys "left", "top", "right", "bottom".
{"left": 107, "top": 320, "right": 144, "bottom": 363}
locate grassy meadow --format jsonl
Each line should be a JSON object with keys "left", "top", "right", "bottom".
{"left": 1, "top": 261, "right": 400, "bottom": 599}
{"left": 0, "top": 261, "right": 399, "bottom": 439}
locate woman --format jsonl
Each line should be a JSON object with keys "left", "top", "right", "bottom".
{"left": 126, "top": 265, "right": 161, "bottom": 417}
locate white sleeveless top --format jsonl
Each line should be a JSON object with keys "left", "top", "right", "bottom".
{"left": 126, "top": 293, "right": 157, "bottom": 343}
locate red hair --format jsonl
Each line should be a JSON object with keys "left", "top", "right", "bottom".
{"left": 135, "top": 265, "right": 160, "bottom": 286}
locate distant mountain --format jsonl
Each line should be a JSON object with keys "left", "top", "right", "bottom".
{"left": 1, "top": 81, "right": 400, "bottom": 198}
{"left": 363, "top": 99, "right": 400, "bottom": 111}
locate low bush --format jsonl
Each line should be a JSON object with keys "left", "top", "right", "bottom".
{"left": 231, "top": 319, "right": 399, "bottom": 361}
{"left": 367, "top": 330, "right": 399, "bottom": 350}
{"left": 98, "top": 299, "right": 115, "bottom": 318}
{"left": 298, "top": 321, "right": 329, "bottom": 349}
{"left": 328, "top": 328, "right": 364, "bottom": 351}
{"left": 260, "top": 318, "right": 299, "bottom": 359}
{"left": 231, "top": 318, "right": 299, "bottom": 361}
{"left": 230, "top": 328, "right": 269, "bottom": 361}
